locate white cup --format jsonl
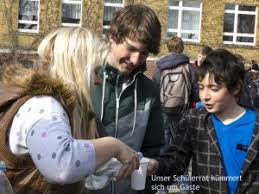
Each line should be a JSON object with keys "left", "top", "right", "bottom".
{"left": 131, "top": 157, "right": 150, "bottom": 190}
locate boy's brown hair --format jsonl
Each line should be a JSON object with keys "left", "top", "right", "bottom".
{"left": 107, "top": 4, "right": 161, "bottom": 55}
{"left": 166, "top": 36, "right": 184, "bottom": 53}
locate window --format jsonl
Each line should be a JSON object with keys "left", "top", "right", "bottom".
{"left": 103, "top": 0, "right": 123, "bottom": 34}
{"left": 17, "top": 0, "right": 40, "bottom": 33}
{"left": 223, "top": 4, "right": 256, "bottom": 46}
{"left": 167, "top": 0, "right": 201, "bottom": 42}
{"left": 61, "top": 0, "right": 82, "bottom": 26}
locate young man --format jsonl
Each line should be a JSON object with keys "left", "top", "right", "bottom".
{"left": 152, "top": 36, "right": 195, "bottom": 194}
{"left": 148, "top": 49, "right": 259, "bottom": 194}
{"left": 152, "top": 36, "right": 191, "bottom": 145}
{"left": 90, "top": 4, "right": 164, "bottom": 194}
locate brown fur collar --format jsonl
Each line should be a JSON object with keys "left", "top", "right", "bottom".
{"left": 0, "top": 64, "right": 76, "bottom": 115}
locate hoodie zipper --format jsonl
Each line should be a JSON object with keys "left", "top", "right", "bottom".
{"left": 114, "top": 72, "right": 141, "bottom": 138}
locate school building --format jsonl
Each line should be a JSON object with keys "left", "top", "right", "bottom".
{"left": 0, "top": 0, "right": 259, "bottom": 70}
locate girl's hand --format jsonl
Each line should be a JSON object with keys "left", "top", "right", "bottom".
{"left": 116, "top": 142, "right": 140, "bottom": 180}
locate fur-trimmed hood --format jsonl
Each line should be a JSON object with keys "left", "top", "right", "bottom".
{"left": 0, "top": 64, "right": 76, "bottom": 116}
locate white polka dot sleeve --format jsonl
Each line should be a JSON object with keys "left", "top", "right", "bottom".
{"left": 9, "top": 96, "right": 96, "bottom": 184}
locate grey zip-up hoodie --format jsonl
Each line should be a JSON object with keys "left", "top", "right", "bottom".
{"left": 89, "top": 64, "right": 164, "bottom": 194}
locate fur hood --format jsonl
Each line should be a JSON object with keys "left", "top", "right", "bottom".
{"left": 0, "top": 64, "right": 76, "bottom": 115}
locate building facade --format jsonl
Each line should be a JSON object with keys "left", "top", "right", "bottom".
{"left": 0, "top": 0, "right": 259, "bottom": 62}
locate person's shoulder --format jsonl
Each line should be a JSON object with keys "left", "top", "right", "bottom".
{"left": 156, "top": 53, "right": 175, "bottom": 62}
{"left": 20, "top": 95, "right": 64, "bottom": 115}
{"left": 139, "top": 74, "right": 155, "bottom": 87}
{"left": 137, "top": 74, "right": 159, "bottom": 95}
{"left": 183, "top": 108, "right": 208, "bottom": 119}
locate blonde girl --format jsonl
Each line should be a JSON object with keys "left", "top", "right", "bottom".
{"left": 0, "top": 27, "right": 138, "bottom": 194}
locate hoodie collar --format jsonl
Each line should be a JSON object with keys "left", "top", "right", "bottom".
{"left": 157, "top": 53, "right": 190, "bottom": 70}
{"left": 103, "top": 63, "right": 146, "bottom": 84}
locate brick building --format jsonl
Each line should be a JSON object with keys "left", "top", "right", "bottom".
{"left": 0, "top": 0, "right": 259, "bottom": 77}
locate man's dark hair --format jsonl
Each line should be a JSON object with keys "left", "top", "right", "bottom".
{"left": 107, "top": 4, "right": 161, "bottom": 55}
{"left": 252, "top": 63, "right": 259, "bottom": 71}
{"left": 196, "top": 48, "right": 245, "bottom": 96}
{"left": 200, "top": 46, "right": 213, "bottom": 56}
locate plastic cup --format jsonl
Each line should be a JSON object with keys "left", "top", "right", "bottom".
{"left": 131, "top": 157, "right": 150, "bottom": 190}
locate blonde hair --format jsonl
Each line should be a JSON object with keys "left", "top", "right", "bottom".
{"left": 38, "top": 27, "right": 108, "bottom": 139}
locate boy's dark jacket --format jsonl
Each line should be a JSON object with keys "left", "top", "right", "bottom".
{"left": 91, "top": 64, "right": 164, "bottom": 194}
{"left": 157, "top": 108, "right": 259, "bottom": 194}
{"left": 0, "top": 64, "right": 83, "bottom": 194}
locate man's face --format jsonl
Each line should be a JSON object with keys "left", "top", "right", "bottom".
{"left": 108, "top": 38, "right": 149, "bottom": 76}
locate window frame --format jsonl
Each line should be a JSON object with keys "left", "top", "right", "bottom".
{"left": 61, "top": 0, "right": 82, "bottom": 27}
{"left": 17, "top": 0, "right": 40, "bottom": 33}
{"left": 103, "top": 0, "right": 124, "bottom": 33}
{"left": 223, "top": 4, "right": 257, "bottom": 46}
{"left": 167, "top": 0, "right": 202, "bottom": 42}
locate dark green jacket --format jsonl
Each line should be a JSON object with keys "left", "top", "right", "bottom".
{"left": 91, "top": 64, "right": 164, "bottom": 194}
